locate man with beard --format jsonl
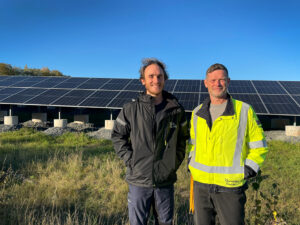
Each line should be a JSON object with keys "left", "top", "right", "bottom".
{"left": 112, "top": 58, "right": 188, "bottom": 225}
{"left": 188, "top": 63, "right": 268, "bottom": 225}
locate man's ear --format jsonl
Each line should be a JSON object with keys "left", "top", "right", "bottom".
{"left": 204, "top": 79, "right": 208, "bottom": 88}
{"left": 227, "top": 78, "right": 231, "bottom": 85}
{"left": 140, "top": 78, "right": 145, "bottom": 85}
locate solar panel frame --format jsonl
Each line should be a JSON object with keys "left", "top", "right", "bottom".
{"left": 292, "top": 95, "right": 300, "bottom": 105}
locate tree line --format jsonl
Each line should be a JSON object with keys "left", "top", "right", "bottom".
{"left": 0, "top": 63, "right": 64, "bottom": 77}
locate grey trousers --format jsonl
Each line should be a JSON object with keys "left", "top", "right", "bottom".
{"left": 193, "top": 181, "right": 246, "bottom": 225}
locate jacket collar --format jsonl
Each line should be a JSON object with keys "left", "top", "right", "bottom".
{"left": 195, "top": 93, "right": 235, "bottom": 129}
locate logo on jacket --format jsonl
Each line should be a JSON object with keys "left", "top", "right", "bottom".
{"left": 170, "top": 122, "right": 177, "bottom": 129}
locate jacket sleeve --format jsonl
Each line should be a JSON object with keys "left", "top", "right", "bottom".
{"left": 245, "top": 105, "right": 268, "bottom": 173}
{"left": 175, "top": 109, "right": 189, "bottom": 170}
{"left": 111, "top": 107, "right": 133, "bottom": 167}
{"left": 187, "top": 110, "right": 195, "bottom": 172}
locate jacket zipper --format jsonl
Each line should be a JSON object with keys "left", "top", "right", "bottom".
{"left": 152, "top": 104, "right": 156, "bottom": 187}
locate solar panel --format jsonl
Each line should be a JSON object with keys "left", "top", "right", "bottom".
{"left": 106, "top": 79, "right": 130, "bottom": 84}
{"left": 228, "top": 86, "right": 256, "bottom": 94}
{"left": 173, "top": 80, "right": 200, "bottom": 92}
{"left": 51, "top": 96, "right": 88, "bottom": 106}
{"left": 11, "top": 81, "right": 39, "bottom": 87}
{"left": 79, "top": 97, "right": 112, "bottom": 107}
{"left": 200, "top": 80, "right": 208, "bottom": 93}
{"left": 264, "top": 103, "right": 300, "bottom": 115}
{"left": 115, "top": 91, "right": 140, "bottom": 99}
{"left": 79, "top": 91, "right": 120, "bottom": 108}
{"left": 230, "top": 80, "right": 253, "bottom": 86}
{"left": 33, "top": 81, "right": 62, "bottom": 88}
{"left": 252, "top": 81, "right": 279, "bottom": 87}
{"left": 123, "top": 79, "right": 144, "bottom": 91}
{"left": 0, "top": 94, "right": 36, "bottom": 104}
{"left": 124, "top": 84, "right": 145, "bottom": 91}
{"left": 260, "top": 95, "right": 300, "bottom": 115}
{"left": 26, "top": 96, "right": 60, "bottom": 105}
{"left": 23, "top": 77, "right": 49, "bottom": 82}
{"left": 64, "top": 90, "right": 94, "bottom": 98}
{"left": 0, "top": 76, "right": 299, "bottom": 115}
{"left": 18, "top": 88, "right": 47, "bottom": 95}
{"left": 292, "top": 95, "right": 300, "bottom": 105}
{"left": 0, "top": 76, "right": 10, "bottom": 81}
{"left": 88, "top": 90, "right": 118, "bottom": 98}
{"left": 54, "top": 82, "right": 82, "bottom": 89}
{"left": 108, "top": 91, "right": 140, "bottom": 107}
{"left": 200, "top": 93, "right": 209, "bottom": 103}
{"left": 173, "top": 93, "right": 199, "bottom": 111}
{"left": 101, "top": 83, "right": 127, "bottom": 90}
{"left": 0, "top": 87, "right": 25, "bottom": 95}
{"left": 164, "top": 80, "right": 177, "bottom": 92}
{"left": 231, "top": 94, "right": 267, "bottom": 114}
{"left": 280, "top": 81, "right": 300, "bottom": 94}
{"left": 38, "top": 89, "right": 70, "bottom": 96}
{"left": 25, "top": 89, "right": 71, "bottom": 105}
{"left": 65, "top": 78, "right": 89, "bottom": 83}
{"left": 76, "top": 78, "right": 110, "bottom": 89}
{"left": 255, "top": 86, "right": 286, "bottom": 94}
{"left": 0, "top": 80, "right": 25, "bottom": 87}
{"left": 0, "top": 95, "right": 11, "bottom": 101}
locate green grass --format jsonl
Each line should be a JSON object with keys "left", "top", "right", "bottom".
{"left": 0, "top": 128, "right": 299, "bottom": 225}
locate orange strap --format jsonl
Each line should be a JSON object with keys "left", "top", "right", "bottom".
{"left": 189, "top": 175, "right": 194, "bottom": 214}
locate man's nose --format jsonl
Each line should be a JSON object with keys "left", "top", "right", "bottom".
{"left": 216, "top": 80, "right": 222, "bottom": 85}
{"left": 153, "top": 76, "right": 160, "bottom": 83}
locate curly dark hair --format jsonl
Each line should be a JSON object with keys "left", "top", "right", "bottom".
{"left": 139, "top": 58, "right": 169, "bottom": 80}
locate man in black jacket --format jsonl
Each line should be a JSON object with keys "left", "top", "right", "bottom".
{"left": 112, "top": 58, "right": 188, "bottom": 225}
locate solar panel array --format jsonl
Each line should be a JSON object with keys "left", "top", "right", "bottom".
{"left": 0, "top": 75, "right": 300, "bottom": 115}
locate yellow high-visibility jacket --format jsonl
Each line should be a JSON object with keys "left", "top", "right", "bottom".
{"left": 188, "top": 96, "right": 268, "bottom": 188}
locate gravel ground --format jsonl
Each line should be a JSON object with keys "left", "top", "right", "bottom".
{"left": 87, "top": 128, "right": 112, "bottom": 140}
{"left": 22, "top": 120, "right": 48, "bottom": 129}
{"left": 0, "top": 124, "right": 22, "bottom": 132}
{"left": 264, "top": 130, "right": 300, "bottom": 143}
{"left": 42, "top": 127, "right": 75, "bottom": 137}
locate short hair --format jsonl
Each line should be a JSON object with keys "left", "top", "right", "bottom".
{"left": 139, "top": 58, "right": 169, "bottom": 80}
{"left": 206, "top": 63, "right": 229, "bottom": 78}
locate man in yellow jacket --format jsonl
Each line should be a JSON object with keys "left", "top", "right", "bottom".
{"left": 188, "top": 63, "right": 268, "bottom": 225}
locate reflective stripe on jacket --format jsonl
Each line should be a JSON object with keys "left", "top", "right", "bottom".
{"left": 188, "top": 96, "right": 268, "bottom": 188}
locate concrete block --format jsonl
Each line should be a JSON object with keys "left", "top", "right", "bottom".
{"left": 271, "top": 119, "right": 290, "bottom": 129}
{"left": 74, "top": 114, "right": 89, "bottom": 124}
{"left": 32, "top": 113, "right": 47, "bottom": 123}
{"left": 105, "top": 120, "right": 115, "bottom": 130}
{"left": 4, "top": 116, "right": 18, "bottom": 125}
{"left": 54, "top": 119, "right": 68, "bottom": 128}
{"left": 285, "top": 125, "right": 300, "bottom": 137}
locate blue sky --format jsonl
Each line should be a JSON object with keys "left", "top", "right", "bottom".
{"left": 1, "top": 0, "right": 300, "bottom": 81}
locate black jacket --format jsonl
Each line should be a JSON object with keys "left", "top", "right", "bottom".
{"left": 112, "top": 91, "right": 189, "bottom": 187}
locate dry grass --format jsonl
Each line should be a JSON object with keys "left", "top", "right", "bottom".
{"left": 0, "top": 128, "right": 299, "bottom": 225}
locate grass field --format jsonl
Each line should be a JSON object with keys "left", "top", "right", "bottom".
{"left": 0, "top": 128, "right": 299, "bottom": 225}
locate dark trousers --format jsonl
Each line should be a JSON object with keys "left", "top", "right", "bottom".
{"left": 128, "top": 184, "right": 174, "bottom": 225}
{"left": 193, "top": 181, "right": 246, "bottom": 225}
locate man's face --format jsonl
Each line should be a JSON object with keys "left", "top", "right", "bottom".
{"left": 204, "top": 69, "right": 230, "bottom": 99}
{"left": 141, "top": 64, "right": 165, "bottom": 97}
